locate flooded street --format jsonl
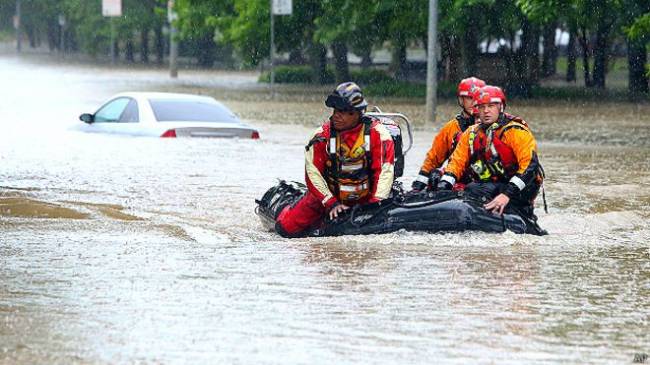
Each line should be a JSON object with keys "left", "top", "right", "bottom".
{"left": 1, "top": 54, "right": 649, "bottom": 364}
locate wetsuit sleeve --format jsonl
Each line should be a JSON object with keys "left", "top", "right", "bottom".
{"left": 304, "top": 127, "right": 338, "bottom": 209}
{"left": 368, "top": 123, "right": 395, "bottom": 202}
{"left": 440, "top": 128, "right": 471, "bottom": 185}
{"left": 420, "top": 119, "right": 457, "bottom": 174}
{"left": 501, "top": 127, "right": 540, "bottom": 197}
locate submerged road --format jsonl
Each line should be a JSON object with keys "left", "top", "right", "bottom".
{"left": 1, "top": 54, "right": 649, "bottom": 364}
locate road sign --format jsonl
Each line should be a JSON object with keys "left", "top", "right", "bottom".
{"left": 102, "top": 0, "right": 122, "bottom": 17}
{"left": 58, "top": 14, "right": 66, "bottom": 27}
{"left": 12, "top": 15, "right": 19, "bottom": 29}
{"left": 272, "top": 0, "right": 292, "bottom": 15}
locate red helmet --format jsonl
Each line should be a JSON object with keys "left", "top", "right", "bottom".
{"left": 473, "top": 85, "right": 506, "bottom": 110}
{"left": 457, "top": 77, "right": 486, "bottom": 97}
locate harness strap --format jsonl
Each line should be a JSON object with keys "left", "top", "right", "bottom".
{"left": 542, "top": 183, "right": 548, "bottom": 214}
{"left": 305, "top": 136, "right": 327, "bottom": 151}
{"left": 469, "top": 128, "right": 476, "bottom": 155}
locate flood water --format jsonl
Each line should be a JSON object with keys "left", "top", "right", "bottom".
{"left": 1, "top": 54, "right": 649, "bottom": 364}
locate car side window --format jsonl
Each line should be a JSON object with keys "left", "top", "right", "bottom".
{"left": 94, "top": 98, "right": 130, "bottom": 123}
{"left": 119, "top": 99, "right": 139, "bottom": 123}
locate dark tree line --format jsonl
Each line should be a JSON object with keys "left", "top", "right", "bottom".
{"left": 1, "top": 0, "right": 649, "bottom": 95}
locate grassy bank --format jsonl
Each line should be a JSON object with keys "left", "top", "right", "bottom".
{"left": 260, "top": 61, "right": 647, "bottom": 102}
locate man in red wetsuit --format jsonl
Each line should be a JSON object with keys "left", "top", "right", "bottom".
{"left": 275, "top": 82, "right": 395, "bottom": 237}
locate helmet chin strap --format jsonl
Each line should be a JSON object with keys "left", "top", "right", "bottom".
{"left": 458, "top": 97, "right": 473, "bottom": 117}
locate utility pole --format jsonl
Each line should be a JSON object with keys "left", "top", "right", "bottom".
{"left": 425, "top": 0, "right": 438, "bottom": 124}
{"left": 269, "top": 2, "right": 275, "bottom": 98}
{"left": 15, "top": 0, "right": 21, "bottom": 53}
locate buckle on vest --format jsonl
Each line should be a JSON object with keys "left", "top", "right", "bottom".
{"left": 471, "top": 160, "right": 492, "bottom": 181}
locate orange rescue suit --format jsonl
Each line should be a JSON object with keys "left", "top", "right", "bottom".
{"left": 419, "top": 114, "right": 475, "bottom": 174}
{"left": 443, "top": 113, "right": 543, "bottom": 198}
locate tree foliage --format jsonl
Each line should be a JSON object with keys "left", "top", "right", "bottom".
{"left": 0, "top": 0, "right": 648, "bottom": 94}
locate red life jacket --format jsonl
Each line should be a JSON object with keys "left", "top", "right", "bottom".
{"left": 468, "top": 115, "right": 528, "bottom": 182}
{"left": 325, "top": 121, "right": 372, "bottom": 204}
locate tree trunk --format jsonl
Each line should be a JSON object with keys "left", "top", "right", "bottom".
{"left": 578, "top": 28, "right": 592, "bottom": 87}
{"left": 592, "top": 25, "right": 609, "bottom": 89}
{"left": 196, "top": 35, "right": 216, "bottom": 67}
{"left": 360, "top": 47, "right": 372, "bottom": 70}
{"left": 566, "top": 28, "right": 577, "bottom": 82}
{"left": 462, "top": 22, "right": 479, "bottom": 76}
{"left": 307, "top": 39, "right": 328, "bottom": 84}
{"left": 125, "top": 33, "right": 135, "bottom": 63}
{"left": 140, "top": 27, "right": 149, "bottom": 64}
{"left": 541, "top": 22, "right": 557, "bottom": 77}
{"left": 155, "top": 25, "right": 165, "bottom": 65}
{"left": 509, "top": 18, "right": 533, "bottom": 97}
{"left": 391, "top": 37, "right": 408, "bottom": 81}
{"left": 112, "top": 38, "right": 119, "bottom": 62}
{"left": 47, "top": 22, "right": 57, "bottom": 51}
{"left": 288, "top": 47, "right": 304, "bottom": 65}
{"left": 627, "top": 38, "right": 649, "bottom": 95}
{"left": 446, "top": 35, "right": 462, "bottom": 82}
{"left": 332, "top": 41, "right": 350, "bottom": 83}
{"left": 528, "top": 24, "right": 541, "bottom": 85}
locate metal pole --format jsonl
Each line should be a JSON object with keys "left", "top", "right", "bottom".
{"left": 15, "top": 0, "right": 21, "bottom": 53}
{"left": 425, "top": 0, "right": 438, "bottom": 124}
{"left": 170, "top": 24, "right": 178, "bottom": 78}
{"left": 270, "top": 1, "right": 275, "bottom": 99}
{"left": 60, "top": 25, "right": 65, "bottom": 58}
{"left": 110, "top": 18, "right": 116, "bottom": 65}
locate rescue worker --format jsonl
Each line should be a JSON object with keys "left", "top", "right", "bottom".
{"left": 437, "top": 85, "right": 544, "bottom": 218}
{"left": 412, "top": 77, "right": 486, "bottom": 191}
{"left": 275, "top": 82, "right": 395, "bottom": 237}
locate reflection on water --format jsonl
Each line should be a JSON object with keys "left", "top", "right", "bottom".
{"left": 1, "top": 54, "right": 649, "bottom": 364}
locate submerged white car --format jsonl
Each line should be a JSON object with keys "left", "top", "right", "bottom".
{"left": 75, "top": 92, "right": 260, "bottom": 139}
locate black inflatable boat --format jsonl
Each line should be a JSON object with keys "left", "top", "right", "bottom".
{"left": 255, "top": 180, "right": 547, "bottom": 237}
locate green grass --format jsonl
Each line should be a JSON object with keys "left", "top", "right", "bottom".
{"left": 259, "top": 60, "right": 647, "bottom": 101}
{"left": 259, "top": 65, "right": 395, "bottom": 86}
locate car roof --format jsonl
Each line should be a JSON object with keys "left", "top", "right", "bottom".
{"left": 112, "top": 92, "right": 217, "bottom": 102}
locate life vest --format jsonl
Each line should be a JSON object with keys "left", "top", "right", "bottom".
{"left": 468, "top": 116, "right": 527, "bottom": 182}
{"left": 325, "top": 121, "right": 372, "bottom": 205}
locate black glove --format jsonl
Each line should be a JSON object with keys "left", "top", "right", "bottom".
{"left": 411, "top": 180, "right": 427, "bottom": 191}
{"left": 412, "top": 170, "right": 431, "bottom": 192}
{"left": 437, "top": 180, "right": 453, "bottom": 191}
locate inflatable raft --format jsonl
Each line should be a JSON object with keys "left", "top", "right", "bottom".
{"left": 255, "top": 180, "right": 547, "bottom": 237}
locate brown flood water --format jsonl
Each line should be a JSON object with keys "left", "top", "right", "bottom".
{"left": 1, "top": 54, "right": 649, "bottom": 364}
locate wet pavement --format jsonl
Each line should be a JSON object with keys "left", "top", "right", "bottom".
{"left": 1, "top": 53, "right": 649, "bottom": 364}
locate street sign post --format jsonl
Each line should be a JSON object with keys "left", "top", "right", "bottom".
{"left": 15, "top": 0, "right": 21, "bottom": 53}
{"left": 102, "top": 0, "right": 121, "bottom": 65}
{"left": 168, "top": 0, "right": 178, "bottom": 78}
{"left": 58, "top": 14, "right": 66, "bottom": 58}
{"left": 270, "top": 0, "right": 292, "bottom": 98}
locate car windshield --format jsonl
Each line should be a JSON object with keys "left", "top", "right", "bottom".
{"left": 149, "top": 99, "right": 240, "bottom": 123}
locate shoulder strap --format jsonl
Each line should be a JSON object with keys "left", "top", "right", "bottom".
{"left": 305, "top": 136, "right": 327, "bottom": 151}
{"left": 455, "top": 114, "right": 474, "bottom": 131}
{"left": 498, "top": 121, "right": 530, "bottom": 139}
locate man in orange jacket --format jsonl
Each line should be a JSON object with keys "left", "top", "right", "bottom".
{"left": 412, "top": 77, "right": 485, "bottom": 191}
{"left": 275, "top": 82, "right": 395, "bottom": 237}
{"left": 437, "top": 85, "right": 544, "bottom": 218}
